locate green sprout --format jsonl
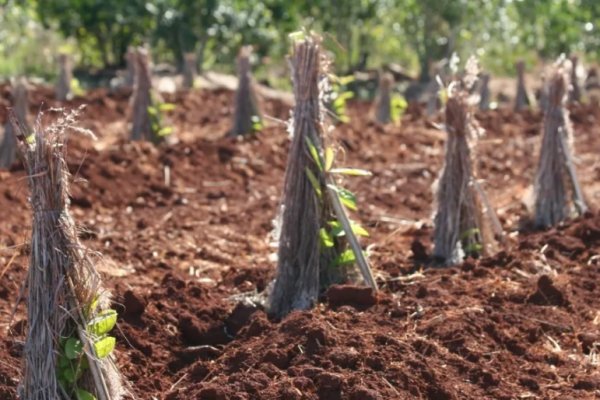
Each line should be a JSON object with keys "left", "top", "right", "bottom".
{"left": 304, "top": 137, "right": 372, "bottom": 272}
{"left": 329, "top": 74, "right": 355, "bottom": 124}
{"left": 147, "top": 99, "right": 175, "bottom": 142}
{"left": 391, "top": 94, "right": 408, "bottom": 125}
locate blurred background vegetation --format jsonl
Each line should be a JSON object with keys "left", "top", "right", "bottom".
{"left": 1, "top": 0, "right": 600, "bottom": 86}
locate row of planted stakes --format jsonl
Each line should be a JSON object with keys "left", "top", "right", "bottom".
{"left": 0, "top": 32, "right": 591, "bottom": 399}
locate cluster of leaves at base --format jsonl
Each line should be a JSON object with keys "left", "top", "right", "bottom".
{"left": 70, "top": 78, "right": 86, "bottom": 97}
{"left": 251, "top": 115, "right": 263, "bottom": 134}
{"left": 305, "top": 137, "right": 371, "bottom": 268}
{"left": 391, "top": 94, "right": 408, "bottom": 125}
{"left": 328, "top": 75, "right": 355, "bottom": 124}
{"left": 57, "top": 300, "right": 118, "bottom": 400}
{"left": 461, "top": 227, "right": 483, "bottom": 256}
{"left": 147, "top": 98, "right": 175, "bottom": 141}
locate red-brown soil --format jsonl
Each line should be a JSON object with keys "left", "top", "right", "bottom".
{"left": 0, "top": 85, "right": 599, "bottom": 399}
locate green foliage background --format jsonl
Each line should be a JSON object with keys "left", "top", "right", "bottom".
{"left": 2, "top": 0, "right": 600, "bottom": 84}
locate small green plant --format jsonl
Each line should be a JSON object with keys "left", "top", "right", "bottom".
{"left": 147, "top": 99, "right": 175, "bottom": 142}
{"left": 328, "top": 75, "right": 355, "bottom": 124}
{"left": 57, "top": 301, "right": 118, "bottom": 400}
{"left": 251, "top": 115, "right": 263, "bottom": 133}
{"left": 390, "top": 94, "right": 408, "bottom": 124}
{"left": 304, "top": 136, "right": 372, "bottom": 274}
{"left": 70, "top": 77, "right": 85, "bottom": 97}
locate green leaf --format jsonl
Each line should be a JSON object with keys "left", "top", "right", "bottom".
{"left": 158, "top": 103, "right": 176, "bottom": 112}
{"left": 86, "top": 297, "right": 99, "bottom": 318}
{"left": 288, "top": 31, "right": 306, "bottom": 42}
{"left": 305, "top": 167, "right": 322, "bottom": 198}
{"left": 57, "top": 354, "right": 70, "bottom": 369}
{"left": 319, "top": 228, "right": 334, "bottom": 248}
{"left": 157, "top": 126, "right": 173, "bottom": 137}
{"left": 328, "top": 220, "right": 369, "bottom": 237}
{"left": 324, "top": 147, "right": 334, "bottom": 172}
{"left": 460, "top": 228, "right": 480, "bottom": 240}
{"left": 65, "top": 338, "right": 83, "bottom": 360}
{"left": 333, "top": 186, "right": 357, "bottom": 211}
{"left": 464, "top": 242, "right": 483, "bottom": 254}
{"left": 329, "top": 168, "right": 372, "bottom": 176}
{"left": 76, "top": 388, "right": 97, "bottom": 400}
{"left": 333, "top": 249, "right": 356, "bottom": 266}
{"left": 93, "top": 336, "right": 116, "bottom": 359}
{"left": 87, "top": 309, "right": 117, "bottom": 336}
{"left": 251, "top": 115, "right": 263, "bottom": 132}
{"left": 62, "top": 367, "right": 77, "bottom": 384}
{"left": 147, "top": 106, "right": 157, "bottom": 116}
{"left": 305, "top": 137, "right": 323, "bottom": 171}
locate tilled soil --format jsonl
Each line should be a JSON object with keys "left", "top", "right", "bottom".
{"left": 0, "top": 85, "right": 599, "bottom": 399}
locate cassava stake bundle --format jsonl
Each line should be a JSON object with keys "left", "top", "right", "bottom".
{"left": 514, "top": 60, "right": 530, "bottom": 111}
{"left": 433, "top": 57, "right": 502, "bottom": 266}
{"left": 56, "top": 53, "right": 73, "bottom": 102}
{"left": 229, "top": 46, "right": 262, "bottom": 136}
{"left": 533, "top": 62, "right": 587, "bottom": 228}
{"left": 130, "top": 48, "right": 172, "bottom": 142}
{"left": 374, "top": 72, "right": 393, "bottom": 124}
{"left": 16, "top": 108, "right": 123, "bottom": 400}
{"left": 268, "top": 33, "right": 376, "bottom": 318}
{"left": 0, "top": 80, "right": 29, "bottom": 168}
{"left": 182, "top": 52, "right": 197, "bottom": 90}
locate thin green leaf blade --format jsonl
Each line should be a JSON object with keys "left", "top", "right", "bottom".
{"left": 305, "top": 167, "right": 322, "bottom": 198}
{"left": 329, "top": 168, "right": 372, "bottom": 176}
{"left": 304, "top": 137, "right": 323, "bottom": 171}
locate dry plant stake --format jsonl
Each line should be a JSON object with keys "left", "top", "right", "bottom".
{"left": 426, "top": 73, "right": 443, "bottom": 116}
{"left": 268, "top": 33, "right": 376, "bottom": 318}
{"left": 533, "top": 63, "right": 587, "bottom": 228}
{"left": 514, "top": 60, "right": 530, "bottom": 111}
{"left": 478, "top": 73, "right": 491, "bottom": 111}
{"left": 56, "top": 53, "right": 73, "bottom": 102}
{"left": 0, "top": 80, "right": 28, "bottom": 168}
{"left": 568, "top": 55, "right": 581, "bottom": 103}
{"left": 16, "top": 109, "right": 123, "bottom": 400}
{"left": 433, "top": 58, "right": 502, "bottom": 266}
{"left": 182, "top": 52, "right": 197, "bottom": 90}
{"left": 131, "top": 48, "right": 153, "bottom": 140}
{"left": 130, "top": 47, "right": 173, "bottom": 143}
{"left": 229, "top": 46, "right": 262, "bottom": 136}
{"left": 374, "top": 72, "right": 393, "bottom": 124}
{"left": 125, "top": 46, "right": 136, "bottom": 88}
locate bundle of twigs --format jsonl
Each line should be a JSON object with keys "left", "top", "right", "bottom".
{"left": 433, "top": 58, "right": 502, "bottom": 266}
{"left": 182, "top": 52, "right": 197, "bottom": 90}
{"left": 16, "top": 108, "right": 123, "bottom": 400}
{"left": 533, "top": 62, "right": 587, "bottom": 228}
{"left": 268, "top": 34, "right": 376, "bottom": 318}
{"left": 56, "top": 53, "right": 72, "bottom": 102}
{"left": 130, "top": 48, "right": 158, "bottom": 142}
{"left": 0, "top": 80, "right": 28, "bottom": 168}
{"left": 374, "top": 72, "right": 393, "bottom": 124}
{"left": 229, "top": 46, "right": 262, "bottom": 137}
{"left": 514, "top": 60, "right": 530, "bottom": 111}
